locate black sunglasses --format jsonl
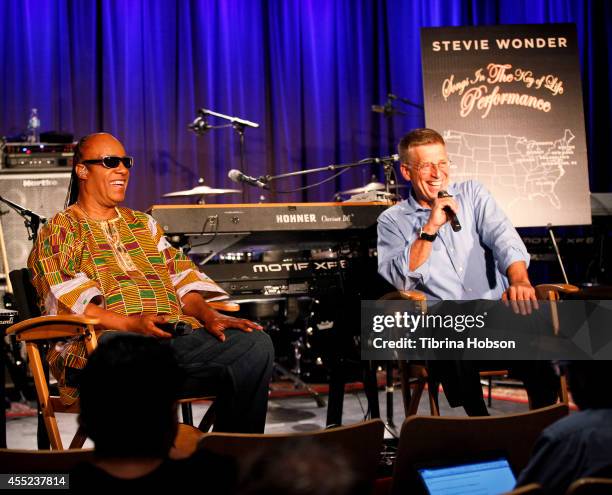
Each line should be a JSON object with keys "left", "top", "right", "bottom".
{"left": 81, "top": 155, "right": 134, "bottom": 169}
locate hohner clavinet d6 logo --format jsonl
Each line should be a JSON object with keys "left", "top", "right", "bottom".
{"left": 274, "top": 213, "right": 355, "bottom": 224}
{"left": 275, "top": 213, "right": 317, "bottom": 224}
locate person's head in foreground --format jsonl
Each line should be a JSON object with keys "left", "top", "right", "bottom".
{"left": 237, "top": 438, "right": 366, "bottom": 495}
{"left": 566, "top": 360, "right": 612, "bottom": 410}
{"left": 78, "top": 333, "right": 182, "bottom": 458}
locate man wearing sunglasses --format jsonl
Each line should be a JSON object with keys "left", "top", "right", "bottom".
{"left": 377, "top": 128, "right": 559, "bottom": 416}
{"left": 27, "top": 132, "right": 274, "bottom": 433}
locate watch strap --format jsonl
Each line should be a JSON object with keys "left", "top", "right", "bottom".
{"left": 419, "top": 227, "right": 437, "bottom": 242}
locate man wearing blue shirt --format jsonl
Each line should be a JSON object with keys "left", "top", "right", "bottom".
{"left": 377, "top": 128, "right": 559, "bottom": 415}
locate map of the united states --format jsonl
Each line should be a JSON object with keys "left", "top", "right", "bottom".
{"left": 444, "top": 129, "right": 576, "bottom": 210}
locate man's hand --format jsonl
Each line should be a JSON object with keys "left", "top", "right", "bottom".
{"left": 126, "top": 314, "right": 173, "bottom": 339}
{"left": 408, "top": 195, "right": 460, "bottom": 272}
{"left": 203, "top": 311, "right": 263, "bottom": 342}
{"left": 426, "top": 196, "right": 460, "bottom": 231}
{"left": 503, "top": 261, "right": 539, "bottom": 315}
{"left": 181, "top": 292, "right": 263, "bottom": 341}
{"left": 84, "top": 302, "right": 174, "bottom": 337}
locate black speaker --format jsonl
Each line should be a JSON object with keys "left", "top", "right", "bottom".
{"left": 0, "top": 171, "right": 71, "bottom": 270}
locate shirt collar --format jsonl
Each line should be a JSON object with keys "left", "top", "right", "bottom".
{"left": 398, "top": 182, "right": 461, "bottom": 215}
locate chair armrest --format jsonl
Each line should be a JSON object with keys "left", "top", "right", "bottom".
{"left": 535, "top": 283, "right": 580, "bottom": 337}
{"left": 170, "top": 424, "right": 205, "bottom": 460}
{"left": 379, "top": 290, "right": 427, "bottom": 301}
{"left": 398, "top": 290, "right": 427, "bottom": 301}
{"left": 535, "top": 283, "right": 580, "bottom": 300}
{"left": 7, "top": 315, "right": 100, "bottom": 340}
{"left": 208, "top": 301, "right": 240, "bottom": 312}
{"left": 504, "top": 482, "right": 543, "bottom": 494}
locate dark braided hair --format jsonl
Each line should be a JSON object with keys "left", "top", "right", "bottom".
{"left": 65, "top": 135, "right": 94, "bottom": 208}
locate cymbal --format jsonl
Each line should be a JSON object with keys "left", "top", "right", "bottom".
{"left": 338, "top": 181, "right": 406, "bottom": 195}
{"left": 163, "top": 185, "right": 242, "bottom": 197}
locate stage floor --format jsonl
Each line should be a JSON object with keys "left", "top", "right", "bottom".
{"left": 5, "top": 382, "right": 533, "bottom": 450}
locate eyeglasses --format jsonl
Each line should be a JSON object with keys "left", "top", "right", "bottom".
{"left": 81, "top": 156, "right": 134, "bottom": 169}
{"left": 407, "top": 159, "right": 451, "bottom": 174}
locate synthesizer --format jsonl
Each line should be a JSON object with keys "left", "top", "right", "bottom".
{"left": 149, "top": 202, "right": 388, "bottom": 253}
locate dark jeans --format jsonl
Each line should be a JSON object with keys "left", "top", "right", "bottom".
{"left": 428, "top": 360, "right": 560, "bottom": 416}
{"left": 97, "top": 329, "right": 274, "bottom": 433}
{"left": 168, "top": 328, "right": 274, "bottom": 433}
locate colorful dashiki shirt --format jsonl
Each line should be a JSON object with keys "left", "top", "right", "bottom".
{"left": 28, "top": 205, "right": 227, "bottom": 404}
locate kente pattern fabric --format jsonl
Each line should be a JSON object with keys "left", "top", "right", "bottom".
{"left": 28, "top": 205, "right": 227, "bottom": 404}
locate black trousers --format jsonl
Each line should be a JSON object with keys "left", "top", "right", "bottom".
{"left": 428, "top": 360, "right": 560, "bottom": 416}
{"left": 168, "top": 328, "right": 274, "bottom": 433}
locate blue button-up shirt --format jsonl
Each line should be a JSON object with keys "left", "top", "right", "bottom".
{"left": 377, "top": 180, "right": 529, "bottom": 300}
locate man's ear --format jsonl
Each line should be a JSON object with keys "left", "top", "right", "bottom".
{"left": 75, "top": 164, "right": 88, "bottom": 179}
{"left": 400, "top": 164, "right": 412, "bottom": 182}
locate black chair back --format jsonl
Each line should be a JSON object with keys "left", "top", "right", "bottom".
{"left": 9, "top": 268, "right": 50, "bottom": 449}
{"left": 9, "top": 268, "right": 41, "bottom": 321}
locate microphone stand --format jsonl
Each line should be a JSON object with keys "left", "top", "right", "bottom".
{"left": 547, "top": 223, "right": 570, "bottom": 285}
{"left": 196, "top": 108, "right": 259, "bottom": 129}
{"left": 372, "top": 95, "right": 422, "bottom": 424}
{"left": 261, "top": 155, "right": 396, "bottom": 418}
{"left": 0, "top": 195, "right": 46, "bottom": 449}
{"left": 258, "top": 155, "right": 399, "bottom": 192}
{"left": 373, "top": 97, "right": 405, "bottom": 157}
{"left": 189, "top": 108, "right": 259, "bottom": 202}
{"left": 387, "top": 92, "right": 424, "bottom": 111}
{"left": 0, "top": 196, "right": 46, "bottom": 242}
{"left": 188, "top": 114, "right": 234, "bottom": 135}
{"left": 373, "top": 93, "right": 422, "bottom": 176}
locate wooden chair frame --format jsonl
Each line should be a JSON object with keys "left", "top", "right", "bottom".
{"left": 503, "top": 483, "right": 543, "bottom": 494}
{"left": 385, "top": 284, "right": 579, "bottom": 416}
{"left": 0, "top": 447, "right": 95, "bottom": 473}
{"left": 6, "top": 315, "right": 99, "bottom": 450}
{"left": 0, "top": 423, "right": 205, "bottom": 470}
{"left": 565, "top": 477, "right": 612, "bottom": 495}
{"left": 199, "top": 419, "right": 385, "bottom": 484}
{"left": 6, "top": 301, "right": 236, "bottom": 450}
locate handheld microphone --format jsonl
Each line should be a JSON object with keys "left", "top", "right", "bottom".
{"left": 198, "top": 108, "right": 259, "bottom": 128}
{"left": 188, "top": 115, "right": 210, "bottom": 135}
{"left": 158, "top": 321, "right": 193, "bottom": 337}
{"left": 438, "top": 190, "right": 462, "bottom": 232}
{"left": 228, "top": 169, "right": 269, "bottom": 189}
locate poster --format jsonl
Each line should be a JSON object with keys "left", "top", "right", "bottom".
{"left": 421, "top": 24, "right": 591, "bottom": 227}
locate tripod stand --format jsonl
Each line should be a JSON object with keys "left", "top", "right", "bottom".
{"left": 248, "top": 296, "right": 326, "bottom": 408}
{"left": 273, "top": 361, "right": 326, "bottom": 408}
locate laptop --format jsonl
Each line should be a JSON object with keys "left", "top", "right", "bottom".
{"left": 416, "top": 454, "right": 517, "bottom": 495}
